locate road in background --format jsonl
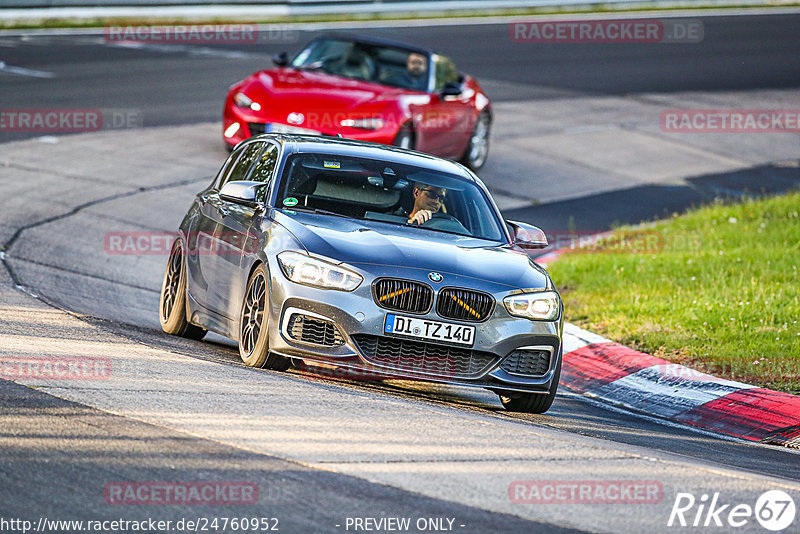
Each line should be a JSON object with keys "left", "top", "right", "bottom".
{"left": 1, "top": 14, "right": 799, "bottom": 127}
{"left": 2, "top": 12, "right": 799, "bottom": 226}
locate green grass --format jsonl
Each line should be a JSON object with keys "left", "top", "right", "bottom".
{"left": 547, "top": 192, "right": 800, "bottom": 394}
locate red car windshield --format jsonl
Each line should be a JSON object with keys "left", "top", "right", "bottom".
{"left": 290, "top": 38, "right": 430, "bottom": 92}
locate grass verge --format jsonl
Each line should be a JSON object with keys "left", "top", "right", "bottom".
{"left": 547, "top": 191, "right": 800, "bottom": 394}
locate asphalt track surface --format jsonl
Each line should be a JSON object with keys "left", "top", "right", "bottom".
{"left": 1, "top": 13, "right": 799, "bottom": 127}
{"left": 2, "top": 11, "right": 800, "bottom": 534}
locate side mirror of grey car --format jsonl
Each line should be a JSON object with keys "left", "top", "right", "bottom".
{"left": 219, "top": 181, "right": 269, "bottom": 209}
{"left": 506, "top": 220, "right": 548, "bottom": 249}
{"left": 272, "top": 52, "right": 289, "bottom": 67}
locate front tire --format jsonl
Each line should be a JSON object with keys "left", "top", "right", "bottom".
{"left": 460, "top": 111, "right": 490, "bottom": 171}
{"left": 239, "top": 264, "right": 290, "bottom": 370}
{"left": 498, "top": 348, "right": 561, "bottom": 414}
{"left": 159, "top": 240, "right": 207, "bottom": 340}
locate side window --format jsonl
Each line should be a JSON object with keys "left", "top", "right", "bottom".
{"left": 250, "top": 143, "right": 279, "bottom": 184}
{"left": 219, "top": 142, "right": 264, "bottom": 189}
{"left": 433, "top": 55, "right": 459, "bottom": 92}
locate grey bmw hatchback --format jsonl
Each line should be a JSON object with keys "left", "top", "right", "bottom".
{"left": 159, "top": 134, "right": 563, "bottom": 413}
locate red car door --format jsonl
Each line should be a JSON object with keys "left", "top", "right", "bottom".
{"left": 415, "top": 55, "right": 474, "bottom": 159}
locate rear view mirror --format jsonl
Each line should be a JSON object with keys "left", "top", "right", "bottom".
{"left": 506, "top": 220, "right": 548, "bottom": 249}
{"left": 272, "top": 52, "right": 289, "bottom": 67}
{"left": 441, "top": 82, "right": 462, "bottom": 97}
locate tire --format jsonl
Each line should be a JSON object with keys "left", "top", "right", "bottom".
{"left": 238, "top": 264, "right": 290, "bottom": 371}
{"left": 498, "top": 347, "right": 561, "bottom": 414}
{"left": 459, "top": 111, "right": 490, "bottom": 171}
{"left": 159, "top": 240, "right": 207, "bottom": 340}
{"left": 392, "top": 124, "right": 415, "bottom": 150}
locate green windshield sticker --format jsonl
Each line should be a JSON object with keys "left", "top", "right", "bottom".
{"left": 283, "top": 197, "right": 298, "bottom": 207}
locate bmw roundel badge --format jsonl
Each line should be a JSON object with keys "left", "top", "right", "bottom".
{"left": 428, "top": 272, "right": 443, "bottom": 283}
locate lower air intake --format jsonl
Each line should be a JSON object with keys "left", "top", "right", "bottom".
{"left": 500, "top": 348, "right": 551, "bottom": 377}
{"left": 287, "top": 314, "right": 344, "bottom": 347}
{"left": 351, "top": 334, "right": 498, "bottom": 379}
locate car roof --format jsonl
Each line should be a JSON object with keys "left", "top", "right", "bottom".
{"left": 312, "top": 32, "right": 434, "bottom": 58}
{"left": 250, "top": 133, "right": 476, "bottom": 180}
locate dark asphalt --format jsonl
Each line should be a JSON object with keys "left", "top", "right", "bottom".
{"left": 511, "top": 162, "right": 800, "bottom": 233}
{"left": 0, "top": 378, "right": 580, "bottom": 534}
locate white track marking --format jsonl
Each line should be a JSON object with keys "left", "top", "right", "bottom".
{"left": 0, "top": 60, "right": 54, "bottom": 78}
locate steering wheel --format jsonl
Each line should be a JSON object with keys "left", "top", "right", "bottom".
{"left": 421, "top": 212, "right": 469, "bottom": 234}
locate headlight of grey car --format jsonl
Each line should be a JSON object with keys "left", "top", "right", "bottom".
{"left": 278, "top": 251, "right": 362, "bottom": 291}
{"left": 503, "top": 291, "right": 561, "bottom": 321}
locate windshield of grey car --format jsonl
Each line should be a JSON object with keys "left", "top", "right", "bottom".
{"left": 291, "top": 38, "right": 429, "bottom": 92}
{"left": 275, "top": 153, "right": 506, "bottom": 241}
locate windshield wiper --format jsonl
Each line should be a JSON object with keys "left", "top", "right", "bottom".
{"left": 313, "top": 209, "right": 355, "bottom": 220}
{"left": 286, "top": 206, "right": 355, "bottom": 219}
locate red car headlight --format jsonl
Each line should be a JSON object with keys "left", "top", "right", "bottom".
{"left": 233, "top": 92, "right": 261, "bottom": 111}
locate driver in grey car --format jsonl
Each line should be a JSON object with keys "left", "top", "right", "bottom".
{"left": 407, "top": 183, "right": 446, "bottom": 225}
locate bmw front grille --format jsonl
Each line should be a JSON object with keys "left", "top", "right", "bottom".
{"left": 373, "top": 278, "right": 433, "bottom": 314}
{"left": 436, "top": 287, "right": 494, "bottom": 322}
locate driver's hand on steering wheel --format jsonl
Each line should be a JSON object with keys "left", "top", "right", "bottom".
{"left": 408, "top": 210, "right": 433, "bottom": 225}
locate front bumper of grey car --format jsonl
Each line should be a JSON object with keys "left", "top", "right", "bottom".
{"left": 265, "top": 255, "right": 563, "bottom": 395}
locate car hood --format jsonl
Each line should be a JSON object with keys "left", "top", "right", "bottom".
{"left": 240, "top": 68, "right": 419, "bottom": 113}
{"left": 271, "top": 210, "right": 549, "bottom": 291}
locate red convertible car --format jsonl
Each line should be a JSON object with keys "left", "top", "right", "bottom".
{"left": 223, "top": 34, "right": 492, "bottom": 170}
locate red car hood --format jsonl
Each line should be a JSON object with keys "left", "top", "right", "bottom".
{"left": 240, "top": 68, "right": 414, "bottom": 115}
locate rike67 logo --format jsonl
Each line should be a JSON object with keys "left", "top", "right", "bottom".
{"left": 668, "top": 490, "right": 796, "bottom": 531}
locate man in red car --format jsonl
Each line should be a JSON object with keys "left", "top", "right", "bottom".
{"left": 405, "top": 53, "right": 428, "bottom": 91}
{"left": 383, "top": 52, "right": 428, "bottom": 91}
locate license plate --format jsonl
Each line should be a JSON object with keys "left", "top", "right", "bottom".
{"left": 265, "top": 123, "right": 322, "bottom": 135}
{"left": 384, "top": 314, "right": 475, "bottom": 346}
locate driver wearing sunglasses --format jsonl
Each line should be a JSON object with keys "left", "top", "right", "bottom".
{"left": 407, "top": 184, "right": 447, "bottom": 225}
